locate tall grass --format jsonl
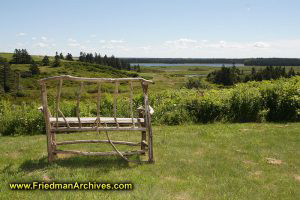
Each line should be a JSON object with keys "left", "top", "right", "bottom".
{"left": 1, "top": 77, "right": 300, "bottom": 135}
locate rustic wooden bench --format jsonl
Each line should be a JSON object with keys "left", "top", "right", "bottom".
{"left": 39, "top": 75, "right": 154, "bottom": 163}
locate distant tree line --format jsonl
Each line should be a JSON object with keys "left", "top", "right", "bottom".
{"left": 125, "top": 58, "right": 300, "bottom": 66}
{"left": 207, "top": 66, "right": 298, "bottom": 86}
{"left": 79, "top": 52, "right": 131, "bottom": 70}
{"left": 125, "top": 58, "right": 244, "bottom": 64}
{"left": 244, "top": 58, "right": 300, "bottom": 66}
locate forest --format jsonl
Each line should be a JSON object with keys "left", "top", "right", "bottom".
{"left": 124, "top": 57, "right": 300, "bottom": 66}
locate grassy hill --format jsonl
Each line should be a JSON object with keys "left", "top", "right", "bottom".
{"left": 0, "top": 52, "right": 49, "bottom": 62}
{"left": 0, "top": 52, "right": 139, "bottom": 101}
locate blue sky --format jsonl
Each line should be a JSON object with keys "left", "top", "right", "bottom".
{"left": 1, "top": 0, "right": 300, "bottom": 58}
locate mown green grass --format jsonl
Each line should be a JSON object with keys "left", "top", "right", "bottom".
{"left": 1, "top": 123, "right": 299, "bottom": 199}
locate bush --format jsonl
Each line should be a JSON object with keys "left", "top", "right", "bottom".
{"left": 2, "top": 77, "right": 300, "bottom": 136}
{"left": 185, "top": 78, "right": 211, "bottom": 89}
{"left": 186, "top": 90, "right": 230, "bottom": 123}
{"left": 228, "top": 85, "right": 262, "bottom": 122}
{"left": 260, "top": 78, "right": 300, "bottom": 121}
{"left": 0, "top": 100, "right": 45, "bottom": 136}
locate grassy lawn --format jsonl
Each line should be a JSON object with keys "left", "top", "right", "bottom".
{"left": 1, "top": 123, "right": 299, "bottom": 199}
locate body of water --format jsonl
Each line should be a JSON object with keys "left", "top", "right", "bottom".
{"left": 131, "top": 63, "right": 244, "bottom": 67}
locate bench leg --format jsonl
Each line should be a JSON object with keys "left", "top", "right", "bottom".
{"left": 141, "top": 131, "right": 147, "bottom": 154}
{"left": 47, "top": 131, "right": 54, "bottom": 163}
{"left": 147, "top": 127, "right": 154, "bottom": 163}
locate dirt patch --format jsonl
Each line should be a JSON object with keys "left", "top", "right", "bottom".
{"left": 42, "top": 175, "right": 51, "bottom": 182}
{"left": 234, "top": 149, "right": 247, "bottom": 154}
{"left": 179, "top": 158, "right": 193, "bottom": 164}
{"left": 193, "top": 148, "right": 204, "bottom": 156}
{"left": 164, "top": 176, "right": 181, "bottom": 183}
{"left": 175, "top": 192, "right": 191, "bottom": 200}
{"left": 266, "top": 158, "right": 283, "bottom": 165}
{"left": 240, "top": 129, "right": 250, "bottom": 132}
{"left": 243, "top": 160, "right": 256, "bottom": 165}
{"left": 249, "top": 171, "right": 262, "bottom": 179}
{"left": 294, "top": 175, "right": 300, "bottom": 182}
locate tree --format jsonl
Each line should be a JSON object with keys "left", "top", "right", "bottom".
{"left": 59, "top": 52, "right": 64, "bottom": 59}
{"left": 42, "top": 55, "right": 50, "bottom": 66}
{"left": 11, "top": 49, "right": 32, "bottom": 64}
{"left": 0, "top": 59, "right": 14, "bottom": 93}
{"left": 78, "top": 51, "right": 131, "bottom": 70}
{"left": 52, "top": 52, "right": 61, "bottom": 67}
{"left": 288, "top": 67, "right": 296, "bottom": 78}
{"left": 136, "top": 64, "right": 141, "bottom": 72}
{"left": 29, "top": 61, "right": 40, "bottom": 75}
{"left": 207, "top": 66, "right": 240, "bottom": 85}
{"left": 66, "top": 53, "right": 73, "bottom": 61}
{"left": 251, "top": 67, "right": 256, "bottom": 76}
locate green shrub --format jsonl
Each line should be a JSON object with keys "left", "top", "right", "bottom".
{"left": 185, "top": 78, "right": 212, "bottom": 89}
{"left": 0, "top": 100, "right": 45, "bottom": 136}
{"left": 2, "top": 77, "right": 300, "bottom": 136}
{"left": 260, "top": 78, "right": 300, "bottom": 121}
{"left": 228, "top": 85, "right": 262, "bottom": 122}
{"left": 186, "top": 90, "right": 230, "bottom": 123}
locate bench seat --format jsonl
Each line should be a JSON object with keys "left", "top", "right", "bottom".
{"left": 50, "top": 117, "right": 144, "bottom": 124}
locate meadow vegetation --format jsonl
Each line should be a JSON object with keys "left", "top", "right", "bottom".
{"left": 1, "top": 51, "right": 300, "bottom": 199}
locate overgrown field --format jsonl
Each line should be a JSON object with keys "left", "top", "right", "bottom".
{"left": 1, "top": 124, "right": 299, "bottom": 199}
{"left": 2, "top": 76, "right": 300, "bottom": 135}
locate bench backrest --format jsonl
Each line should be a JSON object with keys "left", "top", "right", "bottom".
{"left": 39, "top": 75, "right": 153, "bottom": 128}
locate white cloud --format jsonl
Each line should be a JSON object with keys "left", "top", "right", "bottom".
{"left": 10, "top": 37, "right": 300, "bottom": 58}
{"left": 90, "top": 34, "right": 96, "bottom": 38}
{"left": 110, "top": 40, "right": 125, "bottom": 44}
{"left": 35, "top": 42, "right": 49, "bottom": 48}
{"left": 68, "top": 42, "right": 81, "bottom": 47}
{"left": 67, "top": 38, "right": 81, "bottom": 47}
{"left": 138, "top": 46, "right": 152, "bottom": 51}
{"left": 253, "top": 42, "right": 270, "bottom": 48}
{"left": 68, "top": 38, "right": 77, "bottom": 42}
{"left": 164, "top": 38, "right": 198, "bottom": 49}
{"left": 17, "top": 32, "right": 27, "bottom": 36}
{"left": 41, "top": 36, "right": 48, "bottom": 41}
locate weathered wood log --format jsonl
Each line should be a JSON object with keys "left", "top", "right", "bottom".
{"left": 39, "top": 75, "right": 154, "bottom": 164}
{"left": 50, "top": 117, "right": 144, "bottom": 124}
{"left": 41, "top": 83, "right": 54, "bottom": 163}
{"left": 141, "top": 140, "right": 148, "bottom": 147}
{"left": 114, "top": 81, "right": 119, "bottom": 128}
{"left": 54, "top": 149, "right": 145, "bottom": 156}
{"left": 95, "top": 82, "right": 101, "bottom": 126}
{"left": 138, "top": 108, "right": 147, "bottom": 152}
{"left": 142, "top": 82, "right": 154, "bottom": 163}
{"left": 39, "top": 75, "right": 153, "bottom": 84}
{"left": 56, "top": 79, "right": 62, "bottom": 128}
{"left": 51, "top": 126, "right": 146, "bottom": 132}
{"left": 77, "top": 82, "right": 84, "bottom": 128}
{"left": 130, "top": 81, "right": 135, "bottom": 128}
{"left": 56, "top": 139, "right": 140, "bottom": 146}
